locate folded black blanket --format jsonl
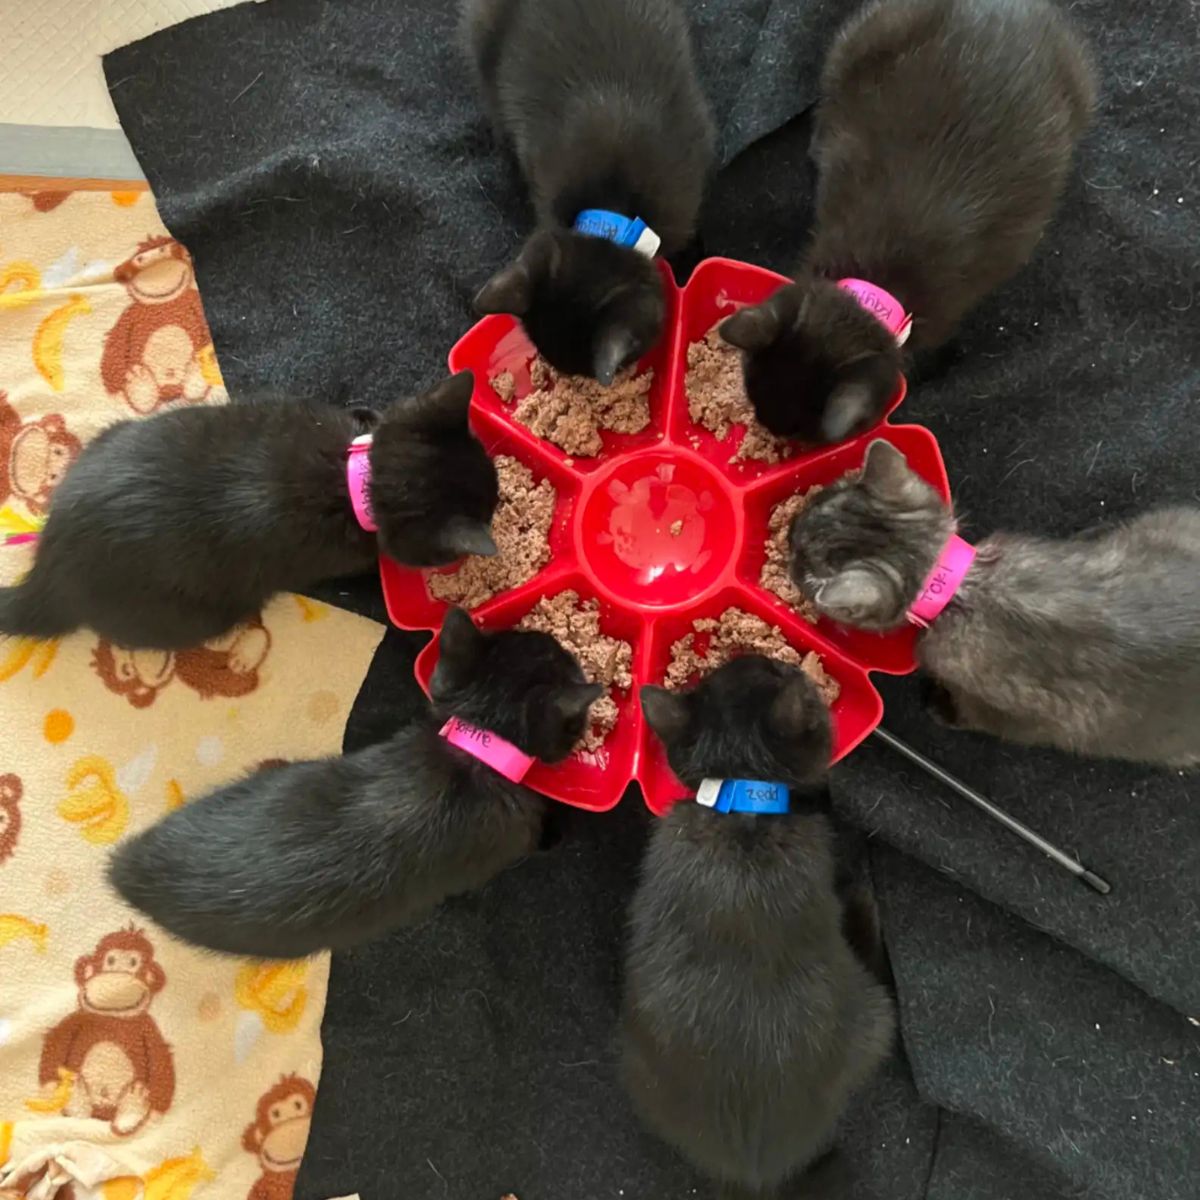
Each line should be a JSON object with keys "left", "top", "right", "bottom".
{"left": 106, "top": 1, "right": 1199, "bottom": 1196}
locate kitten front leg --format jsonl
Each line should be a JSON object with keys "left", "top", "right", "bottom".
{"left": 919, "top": 675, "right": 964, "bottom": 727}
{"left": 839, "top": 883, "right": 892, "bottom": 989}
{"left": 926, "top": 686, "right": 1045, "bottom": 746}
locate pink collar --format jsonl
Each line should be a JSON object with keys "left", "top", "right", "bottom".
{"left": 837, "top": 277, "right": 913, "bottom": 345}
{"left": 346, "top": 434, "right": 377, "bottom": 532}
{"left": 440, "top": 716, "right": 535, "bottom": 783}
{"left": 907, "top": 535, "right": 976, "bottom": 629}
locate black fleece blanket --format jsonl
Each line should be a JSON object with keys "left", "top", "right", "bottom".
{"left": 105, "top": 1, "right": 1199, "bottom": 1196}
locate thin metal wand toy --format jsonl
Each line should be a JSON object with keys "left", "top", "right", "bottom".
{"left": 871, "top": 726, "right": 1111, "bottom": 895}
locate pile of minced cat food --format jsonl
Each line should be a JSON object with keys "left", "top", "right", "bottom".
{"left": 518, "top": 590, "right": 634, "bottom": 751}
{"left": 761, "top": 488, "right": 821, "bottom": 620}
{"left": 685, "top": 325, "right": 793, "bottom": 464}
{"left": 663, "top": 608, "right": 841, "bottom": 706}
{"left": 428, "top": 455, "right": 556, "bottom": 608}
{"left": 492, "top": 355, "right": 653, "bottom": 457}
{"left": 759, "top": 473, "right": 860, "bottom": 621}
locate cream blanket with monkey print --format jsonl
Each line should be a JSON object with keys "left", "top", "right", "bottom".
{"left": 0, "top": 186, "right": 379, "bottom": 1200}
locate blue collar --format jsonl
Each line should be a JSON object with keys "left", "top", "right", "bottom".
{"left": 573, "top": 208, "right": 661, "bottom": 257}
{"left": 696, "top": 778, "right": 790, "bottom": 815}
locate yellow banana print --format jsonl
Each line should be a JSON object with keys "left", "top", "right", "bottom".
{"left": 165, "top": 778, "right": 186, "bottom": 811}
{"left": 197, "top": 343, "right": 224, "bottom": 388}
{"left": 0, "top": 1119, "right": 13, "bottom": 1166}
{"left": 0, "top": 913, "right": 48, "bottom": 953}
{"left": 24, "top": 1067, "right": 74, "bottom": 1113}
{"left": 59, "top": 755, "right": 129, "bottom": 844}
{"left": 0, "top": 636, "right": 59, "bottom": 683}
{"left": 102, "top": 1178, "right": 141, "bottom": 1200}
{"left": 0, "top": 505, "right": 44, "bottom": 540}
{"left": 143, "top": 1147, "right": 214, "bottom": 1200}
{"left": 110, "top": 191, "right": 142, "bottom": 208}
{"left": 33, "top": 292, "right": 91, "bottom": 392}
{"left": 0, "top": 261, "right": 41, "bottom": 308}
{"left": 293, "top": 594, "right": 329, "bottom": 623}
{"left": 235, "top": 960, "right": 310, "bottom": 1033}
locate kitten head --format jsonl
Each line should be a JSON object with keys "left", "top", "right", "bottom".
{"left": 474, "top": 229, "right": 665, "bottom": 384}
{"left": 369, "top": 372, "right": 499, "bottom": 567}
{"left": 790, "top": 440, "right": 953, "bottom": 630}
{"left": 640, "top": 655, "right": 831, "bottom": 791}
{"left": 719, "top": 278, "right": 902, "bottom": 442}
{"left": 430, "top": 608, "right": 604, "bottom": 763}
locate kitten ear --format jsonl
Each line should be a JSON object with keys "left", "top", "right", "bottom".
{"left": 768, "top": 675, "right": 826, "bottom": 740}
{"left": 552, "top": 682, "right": 605, "bottom": 726}
{"left": 719, "top": 302, "right": 782, "bottom": 352}
{"left": 440, "top": 519, "right": 497, "bottom": 559}
{"left": 640, "top": 685, "right": 689, "bottom": 747}
{"left": 348, "top": 405, "right": 381, "bottom": 433}
{"left": 860, "top": 438, "right": 912, "bottom": 497}
{"left": 474, "top": 260, "right": 532, "bottom": 316}
{"left": 593, "top": 326, "right": 637, "bottom": 386}
{"left": 473, "top": 232, "right": 561, "bottom": 316}
{"left": 816, "top": 569, "right": 891, "bottom": 625}
{"left": 821, "top": 381, "right": 879, "bottom": 444}
{"left": 437, "top": 607, "right": 484, "bottom": 674}
{"left": 403, "top": 371, "right": 475, "bottom": 432}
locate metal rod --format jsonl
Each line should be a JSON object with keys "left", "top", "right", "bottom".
{"left": 871, "top": 726, "right": 1110, "bottom": 895}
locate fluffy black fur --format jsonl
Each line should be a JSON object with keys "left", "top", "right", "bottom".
{"left": 108, "top": 610, "right": 602, "bottom": 958}
{"left": 0, "top": 372, "right": 498, "bottom": 649}
{"left": 465, "top": 0, "right": 715, "bottom": 382}
{"left": 721, "top": 0, "right": 1095, "bottom": 440}
{"left": 624, "top": 658, "right": 896, "bottom": 1196}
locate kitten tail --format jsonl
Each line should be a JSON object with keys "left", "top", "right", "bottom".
{"left": 0, "top": 576, "right": 73, "bottom": 639}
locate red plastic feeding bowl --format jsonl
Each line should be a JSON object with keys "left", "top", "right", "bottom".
{"left": 381, "top": 257, "right": 950, "bottom": 815}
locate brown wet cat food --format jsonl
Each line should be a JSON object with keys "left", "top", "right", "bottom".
{"left": 518, "top": 590, "right": 634, "bottom": 751}
{"left": 663, "top": 607, "right": 840, "bottom": 706}
{"left": 685, "top": 326, "right": 792, "bottom": 464}
{"left": 427, "top": 456, "right": 555, "bottom": 608}
{"left": 761, "top": 488, "right": 822, "bottom": 621}
{"left": 490, "top": 354, "right": 652, "bottom": 457}
{"left": 491, "top": 370, "right": 518, "bottom": 403}
{"left": 760, "top": 473, "right": 861, "bottom": 621}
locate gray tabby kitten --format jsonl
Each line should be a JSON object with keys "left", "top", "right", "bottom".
{"left": 790, "top": 440, "right": 1200, "bottom": 765}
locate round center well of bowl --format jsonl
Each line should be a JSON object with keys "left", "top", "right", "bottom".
{"left": 576, "top": 449, "right": 737, "bottom": 608}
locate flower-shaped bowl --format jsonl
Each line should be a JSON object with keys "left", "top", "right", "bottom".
{"left": 381, "top": 258, "right": 949, "bottom": 814}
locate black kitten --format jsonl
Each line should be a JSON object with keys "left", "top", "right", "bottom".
{"left": 108, "top": 609, "right": 602, "bottom": 958}
{"left": 624, "top": 658, "right": 895, "bottom": 1195}
{"left": 0, "top": 372, "right": 498, "bottom": 649}
{"left": 721, "top": 0, "right": 1095, "bottom": 440}
{"left": 465, "top": 0, "right": 715, "bottom": 381}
